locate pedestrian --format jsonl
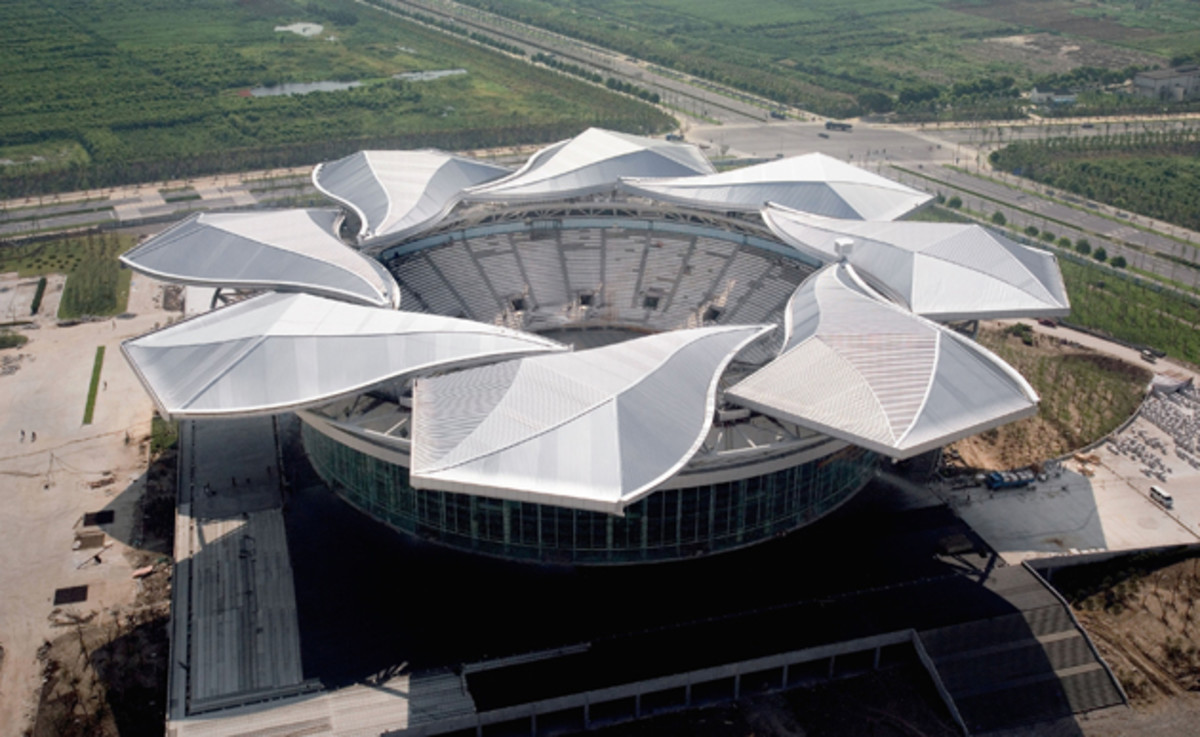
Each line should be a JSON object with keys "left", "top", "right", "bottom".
{"left": 20, "top": 429, "right": 25, "bottom": 442}
{"left": 103, "top": 381, "right": 107, "bottom": 391}
{"left": 30, "top": 431, "right": 36, "bottom": 442}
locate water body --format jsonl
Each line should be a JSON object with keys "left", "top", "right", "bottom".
{"left": 248, "top": 80, "right": 362, "bottom": 97}
{"left": 248, "top": 70, "right": 467, "bottom": 98}
{"left": 393, "top": 68, "right": 468, "bottom": 82}
{"left": 275, "top": 22, "right": 323, "bottom": 37}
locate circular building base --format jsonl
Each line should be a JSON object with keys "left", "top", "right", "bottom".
{"left": 301, "top": 419, "right": 878, "bottom": 565}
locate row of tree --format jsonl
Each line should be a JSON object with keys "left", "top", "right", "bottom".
{"left": 991, "top": 131, "right": 1200, "bottom": 233}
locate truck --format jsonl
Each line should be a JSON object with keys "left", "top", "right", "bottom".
{"left": 825, "top": 121, "right": 853, "bottom": 132}
{"left": 984, "top": 469, "right": 1036, "bottom": 490}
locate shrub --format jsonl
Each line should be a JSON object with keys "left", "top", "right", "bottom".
{"left": 991, "top": 210, "right": 1007, "bottom": 226}
{"left": 1058, "top": 236, "right": 1073, "bottom": 248}
{"left": 30, "top": 276, "right": 46, "bottom": 315}
{"left": 1024, "top": 225, "right": 1039, "bottom": 237}
{"left": 1075, "top": 239, "right": 1092, "bottom": 256}
{"left": 1041, "top": 230, "right": 1056, "bottom": 242}
{"left": 1111, "top": 255, "right": 1127, "bottom": 268}
{"left": 0, "top": 331, "right": 28, "bottom": 349}
{"left": 1094, "top": 247, "right": 1108, "bottom": 262}
{"left": 947, "top": 195, "right": 962, "bottom": 209}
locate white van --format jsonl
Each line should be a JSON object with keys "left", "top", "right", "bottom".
{"left": 1150, "top": 485, "right": 1174, "bottom": 509}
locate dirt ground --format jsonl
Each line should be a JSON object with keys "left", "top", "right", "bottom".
{"left": 1046, "top": 551, "right": 1200, "bottom": 736}
{"left": 948, "top": 323, "right": 1151, "bottom": 471}
{"left": 1071, "top": 555, "right": 1200, "bottom": 705}
{"left": 950, "top": 0, "right": 1161, "bottom": 45}
{"left": 975, "top": 32, "right": 1163, "bottom": 77}
{"left": 0, "top": 266, "right": 177, "bottom": 737}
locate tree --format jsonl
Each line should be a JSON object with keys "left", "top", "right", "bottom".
{"left": 947, "top": 195, "right": 962, "bottom": 209}
{"left": 857, "top": 91, "right": 894, "bottom": 114}
{"left": 1058, "top": 236, "right": 1073, "bottom": 248}
{"left": 1093, "top": 247, "right": 1108, "bottom": 262}
{"left": 1075, "top": 238, "right": 1092, "bottom": 255}
{"left": 1111, "top": 255, "right": 1127, "bottom": 268}
{"left": 1025, "top": 225, "right": 1039, "bottom": 237}
{"left": 991, "top": 210, "right": 1007, "bottom": 226}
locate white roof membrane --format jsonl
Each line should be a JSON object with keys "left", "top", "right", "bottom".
{"left": 121, "top": 292, "right": 567, "bottom": 418}
{"left": 727, "top": 265, "right": 1038, "bottom": 459}
{"left": 622, "top": 153, "right": 932, "bottom": 220}
{"left": 121, "top": 210, "right": 400, "bottom": 308}
{"left": 464, "top": 127, "right": 715, "bottom": 203}
{"left": 313, "top": 150, "right": 509, "bottom": 244}
{"left": 410, "top": 324, "right": 772, "bottom": 513}
{"left": 763, "top": 206, "right": 1070, "bottom": 320}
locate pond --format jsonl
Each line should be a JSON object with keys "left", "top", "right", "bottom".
{"left": 248, "top": 80, "right": 363, "bottom": 97}
{"left": 393, "top": 68, "right": 468, "bottom": 82}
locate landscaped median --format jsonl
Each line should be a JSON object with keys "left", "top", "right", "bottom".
{"left": 83, "top": 345, "right": 104, "bottom": 425}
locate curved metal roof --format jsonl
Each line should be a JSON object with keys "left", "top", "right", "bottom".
{"left": 763, "top": 206, "right": 1071, "bottom": 320}
{"left": 121, "top": 292, "right": 567, "bottom": 419}
{"left": 312, "top": 150, "right": 509, "bottom": 245}
{"left": 120, "top": 209, "right": 400, "bottom": 308}
{"left": 727, "top": 265, "right": 1038, "bottom": 459}
{"left": 621, "top": 153, "right": 931, "bottom": 220}
{"left": 410, "top": 324, "right": 772, "bottom": 513}
{"left": 463, "top": 127, "right": 715, "bottom": 203}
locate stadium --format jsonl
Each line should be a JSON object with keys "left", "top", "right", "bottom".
{"left": 119, "top": 127, "right": 1070, "bottom": 565}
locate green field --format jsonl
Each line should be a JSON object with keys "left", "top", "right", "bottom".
{"left": 455, "top": 0, "right": 1200, "bottom": 116}
{"left": 0, "top": 0, "right": 672, "bottom": 197}
{"left": 1059, "top": 255, "right": 1200, "bottom": 364}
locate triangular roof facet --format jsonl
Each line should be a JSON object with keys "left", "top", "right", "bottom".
{"left": 410, "top": 324, "right": 771, "bottom": 513}
{"left": 764, "top": 206, "right": 1070, "bottom": 320}
{"left": 727, "top": 265, "right": 1038, "bottom": 458}
{"left": 622, "top": 153, "right": 931, "bottom": 220}
{"left": 120, "top": 209, "right": 400, "bottom": 307}
{"left": 464, "top": 128, "right": 715, "bottom": 203}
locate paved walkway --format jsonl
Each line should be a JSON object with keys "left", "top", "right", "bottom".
{"left": 170, "top": 417, "right": 309, "bottom": 719}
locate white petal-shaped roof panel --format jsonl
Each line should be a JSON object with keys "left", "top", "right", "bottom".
{"left": 622, "top": 153, "right": 932, "bottom": 220}
{"left": 120, "top": 210, "right": 400, "bottom": 308}
{"left": 121, "top": 292, "right": 567, "bottom": 418}
{"left": 463, "top": 127, "right": 715, "bottom": 203}
{"left": 764, "top": 206, "right": 1070, "bottom": 320}
{"left": 410, "top": 324, "right": 772, "bottom": 513}
{"left": 313, "top": 150, "right": 510, "bottom": 244}
{"left": 727, "top": 265, "right": 1038, "bottom": 458}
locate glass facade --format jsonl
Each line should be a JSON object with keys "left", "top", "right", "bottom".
{"left": 301, "top": 423, "right": 879, "bottom": 565}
